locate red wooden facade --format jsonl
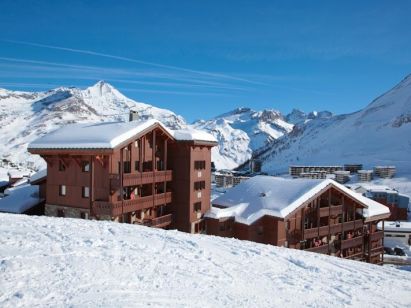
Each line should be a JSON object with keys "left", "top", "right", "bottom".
{"left": 206, "top": 185, "right": 388, "bottom": 265}
{"left": 29, "top": 123, "right": 216, "bottom": 233}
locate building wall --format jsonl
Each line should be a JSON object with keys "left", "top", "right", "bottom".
{"left": 46, "top": 155, "right": 109, "bottom": 210}
{"left": 207, "top": 185, "right": 386, "bottom": 264}
{"left": 206, "top": 216, "right": 285, "bottom": 246}
{"left": 168, "top": 142, "right": 212, "bottom": 233}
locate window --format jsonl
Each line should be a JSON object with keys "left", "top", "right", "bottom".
{"left": 82, "top": 186, "right": 90, "bottom": 198}
{"left": 59, "top": 185, "right": 66, "bottom": 196}
{"left": 194, "top": 220, "right": 206, "bottom": 234}
{"left": 57, "top": 209, "right": 65, "bottom": 217}
{"left": 194, "top": 181, "right": 206, "bottom": 190}
{"left": 59, "top": 160, "right": 66, "bottom": 171}
{"left": 80, "top": 212, "right": 88, "bottom": 219}
{"left": 82, "top": 161, "right": 90, "bottom": 172}
{"left": 194, "top": 202, "right": 201, "bottom": 212}
{"left": 135, "top": 161, "right": 140, "bottom": 171}
{"left": 194, "top": 160, "right": 206, "bottom": 170}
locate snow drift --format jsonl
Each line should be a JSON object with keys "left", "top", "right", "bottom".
{"left": 0, "top": 213, "right": 410, "bottom": 307}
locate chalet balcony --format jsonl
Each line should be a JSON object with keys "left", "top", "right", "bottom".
{"left": 93, "top": 192, "right": 172, "bottom": 217}
{"left": 319, "top": 205, "right": 343, "bottom": 217}
{"left": 368, "top": 246, "right": 384, "bottom": 257}
{"left": 305, "top": 244, "right": 329, "bottom": 254}
{"left": 341, "top": 236, "right": 364, "bottom": 250}
{"left": 303, "top": 219, "right": 364, "bottom": 240}
{"left": 342, "top": 219, "right": 363, "bottom": 231}
{"left": 109, "top": 170, "right": 172, "bottom": 189}
{"left": 137, "top": 213, "right": 173, "bottom": 228}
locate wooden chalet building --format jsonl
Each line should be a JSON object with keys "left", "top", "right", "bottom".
{"left": 28, "top": 119, "right": 217, "bottom": 233}
{"left": 205, "top": 176, "right": 391, "bottom": 264}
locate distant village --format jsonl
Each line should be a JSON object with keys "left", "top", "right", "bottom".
{"left": 0, "top": 111, "right": 410, "bottom": 266}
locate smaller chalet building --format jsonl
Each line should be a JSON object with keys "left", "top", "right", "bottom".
{"left": 205, "top": 176, "right": 390, "bottom": 264}
{"left": 354, "top": 184, "right": 409, "bottom": 221}
{"left": 28, "top": 119, "right": 217, "bottom": 234}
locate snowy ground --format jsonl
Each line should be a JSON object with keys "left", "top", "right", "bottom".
{"left": 1, "top": 214, "right": 411, "bottom": 307}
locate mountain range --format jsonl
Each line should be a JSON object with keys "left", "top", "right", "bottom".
{"left": 0, "top": 75, "right": 410, "bottom": 174}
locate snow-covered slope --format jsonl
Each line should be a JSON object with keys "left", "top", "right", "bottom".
{"left": 260, "top": 75, "right": 411, "bottom": 174}
{"left": 0, "top": 81, "right": 186, "bottom": 171}
{"left": 194, "top": 108, "right": 294, "bottom": 170}
{"left": 1, "top": 213, "right": 410, "bottom": 307}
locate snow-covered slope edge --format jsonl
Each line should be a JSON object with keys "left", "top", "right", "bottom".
{"left": 259, "top": 75, "right": 411, "bottom": 174}
{"left": 1, "top": 213, "right": 410, "bottom": 307}
{"left": 0, "top": 81, "right": 186, "bottom": 171}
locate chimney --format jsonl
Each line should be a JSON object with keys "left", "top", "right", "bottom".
{"left": 129, "top": 110, "right": 139, "bottom": 122}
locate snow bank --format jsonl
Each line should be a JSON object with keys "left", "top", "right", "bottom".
{"left": 0, "top": 214, "right": 410, "bottom": 307}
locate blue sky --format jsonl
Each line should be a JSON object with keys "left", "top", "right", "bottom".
{"left": 0, "top": 0, "right": 410, "bottom": 122}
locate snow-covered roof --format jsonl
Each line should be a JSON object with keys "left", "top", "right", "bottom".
{"left": 378, "top": 221, "right": 411, "bottom": 233}
{"left": 207, "top": 176, "right": 390, "bottom": 225}
{"left": 7, "top": 170, "right": 30, "bottom": 178}
{"left": 172, "top": 128, "right": 217, "bottom": 143}
{"left": 28, "top": 119, "right": 172, "bottom": 150}
{"left": 30, "top": 169, "right": 47, "bottom": 183}
{"left": 354, "top": 184, "right": 398, "bottom": 194}
{"left": 29, "top": 119, "right": 217, "bottom": 150}
{"left": 0, "top": 184, "right": 42, "bottom": 214}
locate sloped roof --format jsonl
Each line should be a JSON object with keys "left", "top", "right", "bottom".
{"left": 0, "top": 184, "right": 42, "bottom": 214}
{"left": 28, "top": 119, "right": 216, "bottom": 150}
{"left": 206, "top": 176, "right": 390, "bottom": 225}
{"left": 28, "top": 119, "right": 169, "bottom": 150}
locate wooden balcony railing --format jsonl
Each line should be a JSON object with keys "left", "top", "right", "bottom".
{"left": 304, "top": 219, "right": 364, "bottom": 240}
{"left": 342, "top": 219, "right": 363, "bottom": 231}
{"left": 341, "top": 236, "right": 364, "bottom": 250}
{"left": 319, "top": 205, "right": 343, "bottom": 217}
{"left": 305, "top": 244, "right": 329, "bottom": 254}
{"left": 109, "top": 170, "right": 172, "bottom": 189}
{"left": 368, "top": 246, "right": 384, "bottom": 257}
{"left": 144, "top": 214, "right": 173, "bottom": 228}
{"left": 93, "top": 192, "right": 172, "bottom": 217}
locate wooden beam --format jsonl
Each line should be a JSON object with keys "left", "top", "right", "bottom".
{"left": 90, "top": 155, "right": 94, "bottom": 217}
{"left": 59, "top": 156, "right": 70, "bottom": 168}
{"left": 43, "top": 156, "right": 54, "bottom": 167}
{"left": 120, "top": 148, "right": 124, "bottom": 221}
{"left": 72, "top": 156, "right": 82, "bottom": 168}
{"left": 95, "top": 155, "right": 105, "bottom": 167}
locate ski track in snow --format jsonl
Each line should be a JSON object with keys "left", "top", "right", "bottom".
{"left": 0, "top": 214, "right": 410, "bottom": 307}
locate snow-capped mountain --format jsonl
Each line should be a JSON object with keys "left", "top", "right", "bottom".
{"left": 259, "top": 75, "right": 411, "bottom": 174}
{"left": 285, "top": 108, "right": 334, "bottom": 125}
{"left": 194, "top": 107, "right": 294, "bottom": 170}
{"left": 0, "top": 81, "right": 186, "bottom": 171}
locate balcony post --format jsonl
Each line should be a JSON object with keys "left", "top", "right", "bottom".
{"left": 90, "top": 155, "right": 94, "bottom": 217}
{"left": 382, "top": 220, "right": 385, "bottom": 264}
{"left": 152, "top": 130, "right": 156, "bottom": 208}
{"left": 139, "top": 137, "right": 143, "bottom": 172}
{"left": 317, "top": 196, "right": 320, "bottom": 238}
{"left": 120, "top": 147, "right": 124, "bottom": 221}
{"left": 163, "top": 138, "right": 167, "bottom": 196}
